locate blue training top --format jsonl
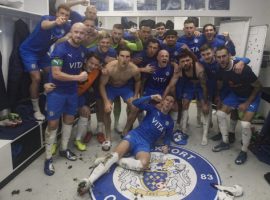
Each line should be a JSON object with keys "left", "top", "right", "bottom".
{"left": 132, "top": 96, "right": 174, "bottom": 146}
{"left": 20, "top": 15, "right": 71, "bottom": 55}
{"left": 49, "top": 41, "right": 87, "bottom": 94}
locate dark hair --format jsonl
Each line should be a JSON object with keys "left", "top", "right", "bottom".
{"left": 165, "top": 92, "right": 176, "bottom": 100}
{"left": 184, "top": 18, "right": 196, "bottom": 25}
{"left": 178, "top": 49, "right": 198, "bottom": 62}
{"left": 164, "top": 29, "right": 178, "bottom": 38}
{"left": 118, "top": 46, "right": 132, "bottom": 55}
{"left": 139, "top": 19, "right": 155, "bottom": 29}
{"left": 155, "top": 22, "right": 166, "bottom": 29}
{"left": 113, "top": 24, "right": 124, "bottom": 30}
{"left": 146, "top": 38, "right": 161, "bottom": 49}
{"left": 199, "top": 44, "right": 213, "bottom": 52}
{"left": 216, "top": 46, "right": 229, "bottom": 54}
{"left": 202, "top": 23, "right": 216, "bottom": 33}
{"left": 85, "top": 52, "right": 102, "bottom": 62}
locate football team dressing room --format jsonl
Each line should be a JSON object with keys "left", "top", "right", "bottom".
{"left": 1, "top": 0, "right": 270, "bottom": 200}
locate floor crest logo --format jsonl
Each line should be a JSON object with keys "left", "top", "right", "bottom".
{"left": 91, "top": 145, "right": 221, "bottom": 200}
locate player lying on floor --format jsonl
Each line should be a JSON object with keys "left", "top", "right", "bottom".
{"left": 77, "top": 94, "right": 175, "bottom": 195}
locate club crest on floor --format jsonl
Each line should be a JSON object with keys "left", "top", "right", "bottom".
{"left": 91, "top": 145, "right": 221, "bottom": 200}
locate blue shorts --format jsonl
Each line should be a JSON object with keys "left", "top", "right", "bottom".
{"left": 182, "top": 82, "right": 203, "bottom": 100}
{"left": 106, "top": 84, "right": 134, "bottom": 102}
{"left": 78, "top": 92, "right": 91, "bottom": 108}
{"left": 47, "top": 91, "right": 78, "bottom": 120}
{"left": 222, "top": 92, "right": 261, "bottom": 112}
{"left": 175, "top": 78, "right": 185, "bottom": 100}
{"left": 123, "top": 131, "right": 150, "bottom": 156}
{"left": 20, "top": 50, "right": 51, "bottom": 72}
{"left": 143, "top": 87, "right": 163, "bottom": 96}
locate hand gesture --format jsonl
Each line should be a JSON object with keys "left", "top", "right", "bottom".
{"left": 151, "top": 94, "right": 162, "bottom": 102}
{"left": 238, "top": 102, "right": 249, "bottom": 112}
{"left": 44, "top": 83, "right": 56, "bottom": 93}
{"left": 104, "top": 101, "right": 112, "bottom": 113}
{"left": 143, "top": 64, "right": 155, "bottom": 74}
{"left": 78, "top": 71, "right": 88, "bottom": 82}
{"left": 233, "top": 62, "right": 244, "bottom": 74}
{"left": 55, "top": 16, "right": 67, "bottom": 26}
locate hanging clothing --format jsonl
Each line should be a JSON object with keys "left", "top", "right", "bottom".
{"left": 7, "top": 19, "right": 31, "bottom": 109}
{"left": 0, "top": 51, "right": 9, "bottom": 110}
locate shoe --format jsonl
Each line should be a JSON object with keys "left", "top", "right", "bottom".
{"left": 77, "top": 178, "right": 92, "bottom": 196}
{"left": 59, "top": 149, "right": 77, "bottom": 161}
{"left": 74, "top": 140, "right": 87, "bottom": 151}
{"left": 212, "top": 184, "right": 243, "bottom": 197}
{"left": 96, "top": 132, "right": 106, "bottom": 144}
{"left": 83, "top": 131, "right": 92, "bottom": 143}
{"left": 102, "top": 140, "right": 111, "bottom": 151}
{"left": 229, "top": 132, "right": 235, "bottom": 144}
{"left": 44, "top": 158, "right": 55, "bottom": 176}
{"left": 217, "top": 190, "right": 234, "bottom": 200}
{"left": 51, "top": 143, "right": 57, "bottom": 155}
{"left": 235, "top": 151, "right": 247, "bottom": 165}
{"left": 211, "top": 132, "right": 222, "bottom": 141}
{"left": 212, "top": 142, "right": 230, "bottom": 152}
{"left": 34, "top": 111, "right": 45, "bottom": 121}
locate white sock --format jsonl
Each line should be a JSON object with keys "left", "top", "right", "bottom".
{"left": 61, "top": 123, "right": 73, "bottom": 151}
{"left": 45, "top": 128, "right": 57, "bottom": 159}
{"left": 229, "top": 119, "right": 237, "bottom": 133}
{"left": 89, "top": 152, "right": 119, "bottom": 184}
{"left": 97, "top": 121, "right": 104, "bottom": 133}
{"left": 240, "top": 121, "right": 252, "bottom": 152}
{"left": 76, "top": 117, "right": 88, "bottom": 140}
{"left": 170, "top": 111, "right": 178, "bottom": 131}
{"left": 31, "top": 98, "right": 40, "bottom": 112}
{"left": 202, "top": 113, "right": 210, "bottom": 145}
{"left": 118, "top": 157, "right": 144, "bottom": 171}
{"left": 181, "top": 110, "right": 188, "bottom": 133}
{"left": 216, "top": 110, "right": 229, "bottom": 143}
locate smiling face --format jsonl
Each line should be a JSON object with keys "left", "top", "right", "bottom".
{"left": 203, "top": 25, "right": 216, "bottom": 41}
{"left": 156, "top": 25, "right": 166, "bottom": 37}
{"left": 84, "top": 56, "right": 101, "bottom": 72}
{"left": 200, "top": 48, "right": 214, "bottom": 64}
{"left": 165, "top": 35, "right": 177, "bottom": 46}
{"left": 98, "top": 37, "right": 111, "bottom": 53}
